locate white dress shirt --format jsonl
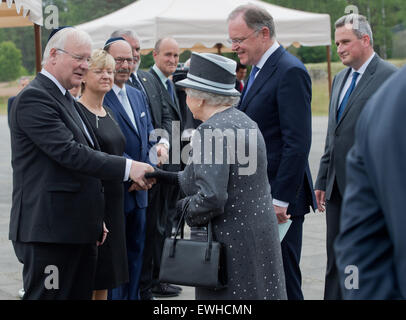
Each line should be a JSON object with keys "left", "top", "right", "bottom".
{"left": 338, "top": 52, "right": 376, "bottom": 106}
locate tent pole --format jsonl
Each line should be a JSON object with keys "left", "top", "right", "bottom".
{"left": 34, "top": 24, "right": 42, "bottom": 73}
{"left": 215, "top": 43, "right": 222, "bottom": 55}
{"left": 326, "top": 45, "right": 332, "bottom": 99}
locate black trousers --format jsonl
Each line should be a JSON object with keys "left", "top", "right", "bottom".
{"left": 324, "top": 181, "right": 343, "bottom": 300}
{"left": 281, "top": 215, "right": 305, "bottom": 300}
{"left": 13, "top": 241, "right": 97, "bottom": 300}
{"left": 139, "top": 184, "right": 165, "bottom": 299}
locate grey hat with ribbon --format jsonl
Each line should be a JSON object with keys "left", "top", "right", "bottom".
{"left": 176, "top": 52, "right": 240, "bottom": 97}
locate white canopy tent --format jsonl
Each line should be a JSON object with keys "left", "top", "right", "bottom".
{"left": 0, "top": 0, "right": 43, "bottom": 72}
{"left": 76, "top": 0, "right": 332, "bottom": 93}
{"left": 77, "top": 0, "right": 331, "bottom": 50}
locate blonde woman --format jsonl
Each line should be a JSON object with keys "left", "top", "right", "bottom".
{"left": 77, "top": 49, "right": 128, "bottom": 300}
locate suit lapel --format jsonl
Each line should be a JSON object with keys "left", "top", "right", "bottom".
{"left": 37, "top": 74, "right": 99, "bottom": 149}
{"left": 126, "top": 85, "right": 144, "bottom": 138}
{"left": 73, "top": 100, "right": 100, "bottom": 150}
{"left": 240, "top": 46, "right": 285, "bottom": 110}
{"left": 150, "top": 68, "right": 182, "bottom": 120}
{"left": 337, "top": 55, "right": 380, "bottom": 125}
{"left": 137, "top": 71, "right": 160, "bottom": 125}
{"left": 105, "top": 89, "right": 140, "bottom": 137}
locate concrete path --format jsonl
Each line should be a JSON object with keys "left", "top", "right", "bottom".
{"left": 0, "top": 115, "right": 328, "bottom": 300}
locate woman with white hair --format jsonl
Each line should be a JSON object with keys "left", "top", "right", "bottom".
{"left": 148, "top": 52, "right": 287, "bottom": 300}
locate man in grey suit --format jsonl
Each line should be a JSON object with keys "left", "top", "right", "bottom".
{"left": 314, "top": 14, "right": 397, "bottom": 300}
{"left": 149, "top": 37, "right": 185, "bottom": 297}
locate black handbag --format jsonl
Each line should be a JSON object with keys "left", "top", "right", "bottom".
{"left": 159, "top": 200, "right": 227, "bottom": 289}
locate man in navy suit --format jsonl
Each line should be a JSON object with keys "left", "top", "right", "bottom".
{"left": 103, "top": 38, "right": 166, "bottom": 300}
{"left": 228, "top": 4, "right": 316, "bottom": 300}
{"left": 335, "top": 66, "right": 405, "bottom": 299}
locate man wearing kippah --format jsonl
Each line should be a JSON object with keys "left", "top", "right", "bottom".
{"left": 9, "top": 27, "right": 154, "bottom": 300}
{"left": 103, "top": 37, "right": 159, "bottom": 300}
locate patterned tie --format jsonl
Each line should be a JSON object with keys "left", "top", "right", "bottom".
{"left": 337, "top": 72, "right": 360, "bottom": 122}
{"left": 65, "top": 91, "right": 94, "bottom": 147}
{"left": 118, "top": 89, "right": 138, "bottom": 133}
{"left": 166, "top": 79, "right": 175, "bottom": 103}
{"left": 243, "top": 65, "right": 260, "bottom": 97}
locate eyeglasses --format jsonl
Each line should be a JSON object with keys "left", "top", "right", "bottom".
{"left": 90, "top": 69, "right": 115, "bottom": 76}
{"left": 227, "top": 29, "right": 259, "bottom": 45}
{"left": 57, "top": 48, "right": 91, "bottom": 64}
{"left": 114, "top": 57, "right": 134, "bottom": 65}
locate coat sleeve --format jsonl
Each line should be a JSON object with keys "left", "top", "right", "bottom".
{"left": 335, "top": 87, "right": 404, "bottom": 299}
{"left": 272, "top": 66, "right": 312, "bottom": 202}
{"left": 178, "top": 123, "right": 230, "bottom": 227}
{"left": 15, "top": 88, "right": 126, "bottom": 180}
{"left": 315, "top": 76, "right": 337, "bottom": 191}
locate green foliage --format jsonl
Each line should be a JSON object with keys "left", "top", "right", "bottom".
{"left": 1, "top": 0, "right": 405, "bottom": 72}
{"left": 298, "top": 47, "right": 328, "bottom": 63}
{"left": 267, "top": 0, "right": 406, "bottom": 61}
{"left": 0, "top": 41, "right": 22, "bottom": 81}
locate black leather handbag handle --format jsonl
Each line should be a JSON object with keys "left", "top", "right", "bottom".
{"left": 170, "top": 199, "right": 213, "bottom": 261}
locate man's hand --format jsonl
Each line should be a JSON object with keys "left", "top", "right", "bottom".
{"left": 96, "top": 222, "right": 109, "bottom": 246}
{"left": 128, "top": 161, "right": 155, "bottom": 192}
{"left": 315, "top": 190, "right": 326, "bottom": 212}
{"left": 273, "top": 204, "right": 291, "bottom": 224}
{"left": 156, "top": 143, "right": 169, "bottom": 167}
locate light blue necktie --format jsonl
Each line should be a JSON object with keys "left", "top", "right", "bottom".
{"left": 118, "top": 89, "right": 138, "bottom": 133}
{"left": 243, "top": 65, "right": 260, "bottom": 97}
{"left": 337, "top": 72, "right": 360, "bottom": 122}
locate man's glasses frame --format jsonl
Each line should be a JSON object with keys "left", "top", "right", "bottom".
{"left": 227, "top": 29, "right": 260, "bottom": 45}
{"left": 56, "top": 48, "right": 91, "bottom": 64}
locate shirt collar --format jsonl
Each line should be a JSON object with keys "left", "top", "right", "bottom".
{"left": 113, "top": 83, "right": 126, "bottom": 96}
{"left": 352, "top": 52, "right": 376, "bottom": 76}
{"left": 40, "top": 68, "right": 67, "bottom": 95}
{"left": 152, "top": 64, "right": 169, "bottom": 87}
{"left": 256, "top": 41, "right": 280, "bottom": 70}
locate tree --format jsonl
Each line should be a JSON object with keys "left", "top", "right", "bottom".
{"left": 0, "top": 41, "right": 23, "bottom": 81}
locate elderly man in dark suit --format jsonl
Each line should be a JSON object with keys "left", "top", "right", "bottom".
{"left": 335, "top": 66, "right": 405, "bottom": 299}
{"left": 314, "top": 14, "right": 397, "bottom": 300}
{"left": 109, "top": 30, "right": 181, "bottom": 299}
{"left": 102, "top": 37, "right": 163, "bottom": 300}
{"left": 227, "top": 4, "right": 317, "bottom": 300}
{"left": 7, "top": 76, "right": 30, "bottom": 126}
{"left": 8, "top": 27, "right": 154, "bottom": 300}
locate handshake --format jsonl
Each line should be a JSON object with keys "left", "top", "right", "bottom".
{"left": 128, "top": 162, "right": 179, "bottom": 192}
{"left": 128, "top": 161, "right": 156, "bottom": 192}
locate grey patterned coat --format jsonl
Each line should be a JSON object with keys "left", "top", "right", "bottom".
{"left": 178, "top": 107, "right": 287, "bottom": 300}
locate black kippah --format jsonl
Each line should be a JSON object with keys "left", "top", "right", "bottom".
{"left": 103, "top": 37, "right": 126, "bottom": 49}
{"left": 47, "top": 26, "right": 73, "bottom": 43}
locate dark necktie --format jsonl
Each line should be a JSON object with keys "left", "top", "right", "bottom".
{"left": 131, "top": 73, "right": 143, "bottom": 92}
{"left": 166, "top": 79, "right": 175, "bottom": 103}
{"left": 65, "top": 91, "right": 94, "bottom": 147}
{"left": 130, "top": 73, "right": 150, "bottom": 105}
{"left": 243, "top": 65, "right": 260, "bottom": 97}
{"left": 337, "top": 71, "right": 360, "bottom": 122}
